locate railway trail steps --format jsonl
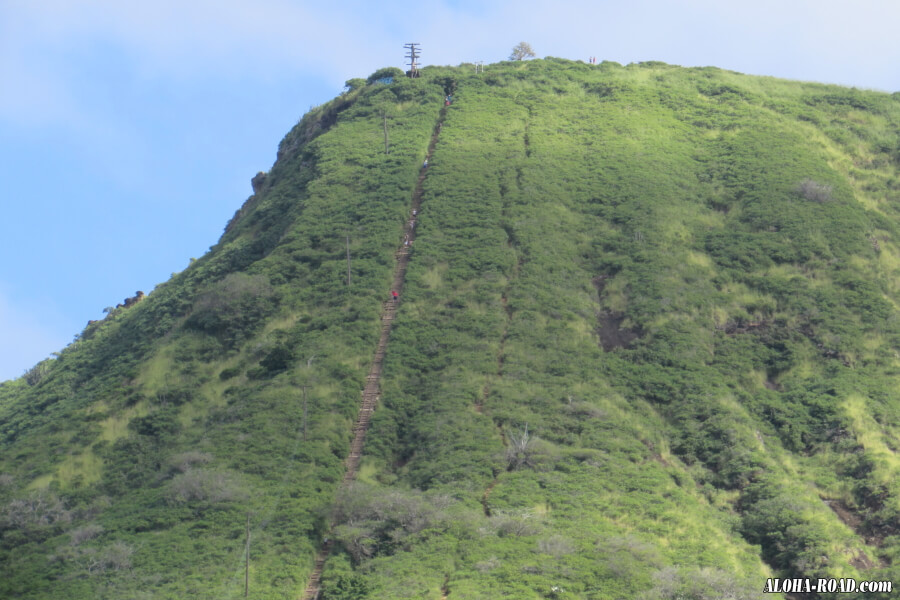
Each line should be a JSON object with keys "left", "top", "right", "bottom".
{"left": 301, "top": 108, "right": 446, "bottom": 600}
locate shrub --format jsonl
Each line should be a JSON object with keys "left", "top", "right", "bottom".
{"left": 432, "top": 75, "right": 458, "bottom": 96}
{"left": 155, "top": 384, "right": 194, "bottom": 406}
{"left": 167, "top": 451, "right": 213, "bottom": 474}
{"left": 185, "top": 273, "right": 276, "bottom": 346}
{"left": 740, "top": 487, "right": 832, "bottom": 574}
{"left": 331, "top": 484, "right": 458, "bottom": 561}
{"left": 69, "top": 523, "right": 104, "bottom": 546}
{"left": 332, "top": 523, "right": 377, "bottom": 563}
{"left": 129, "top": 406, "right": 180, "bottom": 439}
{"left": 167, "top": 469, "right": 245, "bottom": 504}
{"left": 344, "top": 78, "right": 366, "bottom": 93}
{"left": 1, "top": 490, "right": 71, "bottom": 531}
{"left": 474, "top": 556, "right": 502, "bottom": 572}
{"left": 320, "top": 554, "right": 370, "bottom": 599}
{"left": 536, "top": 535, "right": 574, "bottom": 557}
{"left": 795, "top": 178, "right": 833, "bottom": 202}
{"left": 505, "top": 425, "right": 536, "bottom": 470}
{"left": 509, "top": 41, "right": 536, "bottom": 61}
{"left": 219, "top": 366, "right": 241, "bottom": 380}
{"left": 366, "top": 67, "right": 404, "bottom": 85}
{"left": 23, "top": 359, "right": 52, "bottom": 386}
{"left": 259, "top": 344, "right": 295, "bottom": 374}
{"left": 505, "top": 425, "right": 559, "bottom": 471}
{"left": 490, "top": 510, "right": 540, "bottom": 537}
{"left": 85, "top": 541, "right": 134, "bottom": 575}
{"left": 601, "top": 535, "right": 664, "bottom": 578}
{"left": 640, "top": 566, "right": 764, "bottom": 600}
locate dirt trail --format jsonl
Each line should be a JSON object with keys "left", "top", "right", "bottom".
{"left": 476, "top": 132, "right": 526, "bottom": 519}
{"left": 476, "top": 291, "right": 514, "bottom": 519}
{"left": 300, "top": 109, "right": 446, "bottom": 600}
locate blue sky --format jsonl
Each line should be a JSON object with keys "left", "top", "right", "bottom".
{"left": 1, "top": 0, "right": 898, "bottom": 381}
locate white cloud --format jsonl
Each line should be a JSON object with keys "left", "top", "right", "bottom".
{"left": 3, "top": 0, "right": 896, "bottom": 132}
{"left": 670, "top": 0, "right": 900, "bottom": 88}
{"left": 0, "top": 0, "right": 403, "bottom": 131}
{"left": 4, "top": 0, "right": 374, "bottom": 81}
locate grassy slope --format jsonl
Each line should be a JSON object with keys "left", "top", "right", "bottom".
{"left": 0, "top": 75, "right": 444, "bottom": 599}
{"left": 1, "top": 59, "right": 899, "bottom": 599}
{"left": 334, "top": 60, "right": 900, "bottom": 598}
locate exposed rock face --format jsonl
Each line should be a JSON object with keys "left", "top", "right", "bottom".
{"left": 251, "top": 171, "right": 267, "bottom": 194}
{"left": 123, "top": 291, "right": 144, "bottom": 308}
{"left": 597, "top": 310, "right": 641, "bottom": 351}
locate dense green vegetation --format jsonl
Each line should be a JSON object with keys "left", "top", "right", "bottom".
{"left": 1, "top": 58, "right": 899, "bottom": 599}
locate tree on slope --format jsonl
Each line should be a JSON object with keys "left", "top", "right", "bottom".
{"left": 509, "top": 41, "right": 536, "bottom": 60}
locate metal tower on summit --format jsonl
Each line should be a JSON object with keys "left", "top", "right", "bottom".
{"left": 404, "top": 43, "right": 421, "bottom": 78}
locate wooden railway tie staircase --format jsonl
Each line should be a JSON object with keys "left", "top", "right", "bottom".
{"left": 301, "top": 108, "right": 446, "bottom": 600}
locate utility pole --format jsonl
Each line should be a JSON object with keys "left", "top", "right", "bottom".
{"left": 404, "top": 43, "right": 421, "bottom": 78}
{"left": 301, "top": 385, "right": 310, "bottom": 442}
{"left": 244, "top": 513, "right": 250, "bottom": 598}
{"left": 346, "top": 235, "right": 352, "bottom": 286}
{"left": 302, "top": 357, "right": 315, "bottom": 442}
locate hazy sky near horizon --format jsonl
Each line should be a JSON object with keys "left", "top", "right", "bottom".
{"left": 1, "top": 0, "right": 898, "bottom": 381}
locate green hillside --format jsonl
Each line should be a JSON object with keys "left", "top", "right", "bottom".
{"left": 2, "top": 58, "right": 900, "bottom": 599}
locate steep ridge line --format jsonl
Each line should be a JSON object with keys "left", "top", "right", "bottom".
{"left": 301, "top": 107, "right": 447, "bottom": 600}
